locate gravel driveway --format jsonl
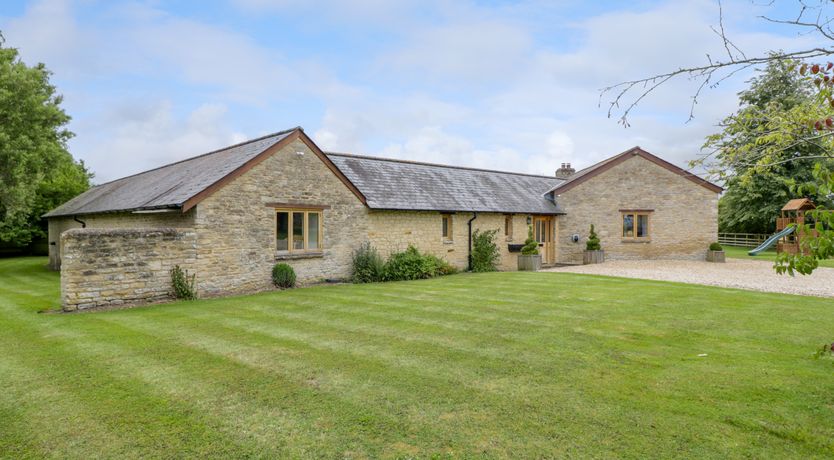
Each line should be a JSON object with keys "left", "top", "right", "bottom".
{"left": 544, "top": 258, "right": 834, "bottom": 298}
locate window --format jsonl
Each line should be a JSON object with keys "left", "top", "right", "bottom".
{"left": 276, "top": 209, "right": 323, "bottom": 252}
{"left": 622, "top": 212, "right": 650, "bottom": 239}
{"left": 504, "top": 215, "right": 513, "bottom": 239}
{"left": 441, "top": 214, "right": 453, "bottom": 241}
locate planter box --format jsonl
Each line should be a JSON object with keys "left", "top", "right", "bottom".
{"left": 507, "top": 244, "right": 525, "bottom": 253}
{"left": 518, "top": 254, "right": 542, "bottom": 271}
{"left": 706, "top": 250, "right": 725, "bottom": 263}
{"left": 583, "top": 250, "right": 604, "bottom": 265}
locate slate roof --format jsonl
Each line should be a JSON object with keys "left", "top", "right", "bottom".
{"left": 547, "top": 146, "right": 723, "bottom": 195}
{"left": 44, "top": 128, "right": 298, "bottom": 217}
{"left": 326, "top": 153, "right": 565, "bottom": 214}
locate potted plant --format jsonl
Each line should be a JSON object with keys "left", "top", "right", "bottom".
{"left": 517, "top": 225, "right": 541, "bottom": 271}
{"left": 583, "top": 224, "right": 604, "bottom": 264}
{"left": 706, "top": 242, "right": 725, "bottom": 262}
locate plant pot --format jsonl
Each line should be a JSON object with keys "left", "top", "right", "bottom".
{"left": 517, "top": 254, "right": 542, "bottom": 271}
{"left": 706, "top": 250, "right": 725, "bottom": 263}
{"left": 583, "top": 250, "right": 604, "bottom": 265}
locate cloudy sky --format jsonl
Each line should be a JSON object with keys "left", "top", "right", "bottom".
{"left": 0, "top": 0, "right": 813, "bottom": 183}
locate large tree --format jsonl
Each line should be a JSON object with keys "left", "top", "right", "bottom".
{"left": 0, "top": 33, "right": 91, "bottom": 248}
{"left": 703, "top": 59, "right": 832, "bottom": 234}
{"left": 599, "top": 1, "right": 834, "bottom": 275}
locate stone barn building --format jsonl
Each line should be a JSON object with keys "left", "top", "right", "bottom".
{"left": 45, "top": 127, "right": 721, "bottom": 311}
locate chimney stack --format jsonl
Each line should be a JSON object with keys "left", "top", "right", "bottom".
{"left": 555, "top": 162, "right": 575, "bottom": 179}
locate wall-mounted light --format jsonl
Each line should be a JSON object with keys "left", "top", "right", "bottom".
{"left": 526, "top": 215, "right": 532, "bottom": 225}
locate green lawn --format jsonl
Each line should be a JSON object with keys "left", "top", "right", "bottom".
{"left": 2, "top": 257, "right": 834, "bottom": 458}
{"left": 724, "top": 245, "right": 834, "bottom": 268}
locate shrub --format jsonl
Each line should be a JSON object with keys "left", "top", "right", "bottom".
{"left": 378, "top": 245, "right": 458, "bottom": 282}
{"left": 384, "top": 245, "right": 437, "bottom": 281}
{"left": 521, "top": 225, "right": 539, "bottom": 255}
{"left": 709, "top": 242, "right": 723, "bottom": 251}
{"left": 586, "top": 224, "right": 601, "bottom": 251}
{"left": 471, "top": 228, "right": 500, "bottom": 272}
{"left": 170, "top": 265, "right": 196, "bottom": 300}
{"left": 272, "top": 263, "right": 296, "bottom": 288}
{"left": 351, "top": 242, "right": 386, "bottom": 283}
{"left": 427, "top": 254, "right": 458, "bottom": 276}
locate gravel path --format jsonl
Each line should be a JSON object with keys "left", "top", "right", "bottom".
{"left": 544, "top": 258, "right": 834, "bottom": 298}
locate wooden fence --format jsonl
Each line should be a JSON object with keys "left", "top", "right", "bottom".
{"left": 717, "top": 233, "right": 770, "bottom": 248}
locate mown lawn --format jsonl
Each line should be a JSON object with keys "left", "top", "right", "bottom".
{"left": 724, "top": 245, "right": 834, "bottom": 268}
{"left": 2, "top": 257, "right": 834, "bottom": 459}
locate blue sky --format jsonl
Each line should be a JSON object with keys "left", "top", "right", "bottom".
{"left": 0, "top": 0, "right": 813, "bottom": 182}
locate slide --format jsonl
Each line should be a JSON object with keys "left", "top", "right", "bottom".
{"left": 748, "top": 225, "right": 795, "bottom": 256}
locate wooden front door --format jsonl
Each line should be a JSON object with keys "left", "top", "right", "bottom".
{"left": 533, "top": 216, "right": 555, "bottom": 265}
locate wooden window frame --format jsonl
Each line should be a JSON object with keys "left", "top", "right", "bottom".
{"left": 621, "top": 211, "right": 651, "bottom": 241}
{"left": 504, "top": 214, "right": 513, "bottom": 241}
{"left": 275, "top": 208, "right": 324, "bottom": 253}
{"left": 441, "top": 214, "right": 453, "bottom": 242}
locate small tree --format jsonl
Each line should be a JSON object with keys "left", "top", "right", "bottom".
{"left": 170, "top": 265, "right": 196, "bottom": 300}
{"left": 471, "top": 228, "right": 499, "bottom": 272}
{"left": 586, "top": 224, "right": 601, "bottom": 251}
{"left": 521, "top": 225, "right": 539, "bottom": 255}
{"left": 350, "top": 242, "right": 385, "bottom": 283}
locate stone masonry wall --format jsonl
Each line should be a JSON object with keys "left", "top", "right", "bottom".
{"left": 368, "top": 210, "right": 533, "bottom": 271}
{"left": 192, "top": 139, "right": 369, "bottom": 297}
{"left": 48, "top": 210, "right": 195, "bottom": 270}
{"left": 556, "top": 154, "right": 719, "bottom": 264}
{"left": 60, "top": 228, "right": 197, "bottom": 311}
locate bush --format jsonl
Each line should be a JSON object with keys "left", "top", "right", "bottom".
{"left": 427, "top": 254, "right": 458, "bottom": 276}
{"left": 382, "top": 245, "right": 457, "bottom": 281}
{"left": 384, "top": 245, "right": 436, "bottom": 281}
{"left": 351, "top": 242, "right": 386, "bottom": 283}
{"left": 471, "top": 228, "right": 500, "bottom": 272}
{"left": 272, "top": 263, "right": 296, "bottom": 288}
{"left": 170, "top": 265, "right": 196, "bottom": 300}
{"left": 709, "top": 242, "right": 723, "bottom": 251}
{"left": 521, "top": 225, "right": 539, "bottom": 255}
{"left": 586, "top": 224, "right": 601, "bottom": 251}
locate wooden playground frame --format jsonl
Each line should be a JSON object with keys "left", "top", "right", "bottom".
{"left": 776, "top": 198, "right": 816, "bottom": 255}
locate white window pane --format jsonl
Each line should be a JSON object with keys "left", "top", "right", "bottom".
{"left": 308, "top": 213, "right": 320, "bottom": 249}
{"left": 623, "top": 215, "right": 634, "bottom": 237}
{"left": 292, "top": 212, "right": 304, "bottom": 250}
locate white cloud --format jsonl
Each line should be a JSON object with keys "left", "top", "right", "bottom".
{"left": 72, "top": 100, "right": 246, "bottom": 182}
{"left": 378, "top": 20, "right": 533, "bottom": 84}
{"left": 1, "top": 0, "right": 817, "bottom": 184}
{"left": 313, "top": 0, "right": 814, "bottom": 177}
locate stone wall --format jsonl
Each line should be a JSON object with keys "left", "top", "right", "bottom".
{"left": 555, "top": 154, "right": 719, "bottom": 264}
{"left": 192, "top": 139, "right": 370, "bottom": 297}
{"left": 367, "top": 210, "right": 532, "bottom": 271}
{"left": 48, "top": 210, "right": 195, "bottom": 270}
{"left": 60, "top": 228, "right": 197, "bottom": 311}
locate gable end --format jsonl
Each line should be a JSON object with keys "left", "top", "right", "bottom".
{"left": 181, "top": 130, "right": 367, "bottom": 212}
{"left": 549, "top": 147, "right": 723, "bottom": 195}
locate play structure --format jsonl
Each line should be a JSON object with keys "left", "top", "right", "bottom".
{"left": 748, "top": 198, "right": 816, "bottom": 256}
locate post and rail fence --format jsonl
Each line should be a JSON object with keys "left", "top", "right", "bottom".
{"left": 717, "top": 233, "right": 771, "bottom": 248}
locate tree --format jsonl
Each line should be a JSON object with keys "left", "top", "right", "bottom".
{"left": 0, "top": 32, "right": 91, "bottom": 247}
{"left": 471, "top": 228, "right": 500, "bottom": 272}
{"left": 701, "top": 59, "right": 833, "bottom": 234}
{"left": 597, "top": 2, "right": 834, "bottom": 274}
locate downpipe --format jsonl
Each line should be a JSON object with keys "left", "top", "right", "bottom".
{"left": 467, "top": 212, "right": 478, "bottom": 271}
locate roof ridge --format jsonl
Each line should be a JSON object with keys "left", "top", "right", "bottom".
{"left": 88, "top": 126, "right": 302, "bottom": 190}
{"left": 548, "top": 146, "right": 722, "bottom": 194}
{"left": 326, "top": 151, "right": 563, "bottom": 181}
